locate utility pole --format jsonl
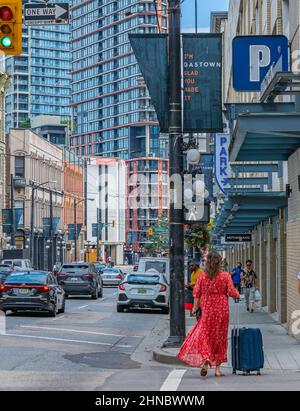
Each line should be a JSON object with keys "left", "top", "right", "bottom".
{"left": 74, "top": 199, "right": 77, "bottom": 262}
{"left": 195, "top": 0, "right": 198, "bottom": 33}
{"left": 49, "top": 190, "right": 53, "bottom": 270}
{"left": 97, "top": 208, "right": 100, "bottom": 262}
{"left": 30, "top": 183, "right": 35, "bottom": 266}
{"left": 163, "top": 0, "right": 186, "bottom": 347}
{"left": 10, "top": 174, "right": 15, "bottom": 247}
{"left": 84, "top": 159, "right": 88, "bottom": 262}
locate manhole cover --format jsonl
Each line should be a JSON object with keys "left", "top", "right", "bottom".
{"left": 64, "top": 352, "right": 141, "bottom": 369}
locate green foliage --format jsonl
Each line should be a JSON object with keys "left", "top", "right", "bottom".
{"left": 19, "top": 118, "right": 31, "bottom": 129}
{"left": 185, "top": 219, "right": 214, "bottom": 250}
{"left": 144, "top": 216, "right": 169, "bottom": 257}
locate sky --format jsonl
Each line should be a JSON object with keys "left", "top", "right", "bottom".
{"left": 181, "top": 0, "right": 229, "bottom": 32}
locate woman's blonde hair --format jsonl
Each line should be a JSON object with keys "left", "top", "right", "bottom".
{"left": 205, "top": 251, "right": 223, "bottom": 280}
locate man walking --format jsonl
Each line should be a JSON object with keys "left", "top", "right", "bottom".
{"left": 230, "top": 262, "right": 243, "bottom": 293}
{"left": 241, "top": 260, "right": 257, "bottom": 313}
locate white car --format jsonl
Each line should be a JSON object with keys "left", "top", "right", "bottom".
{"left": 116, "top": 270, "right": 170, "bottom": 314}
{"left": 100, "top": 267, "right": 124, "bottom": 286}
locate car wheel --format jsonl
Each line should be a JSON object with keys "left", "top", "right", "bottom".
{"left": 91, "top": 290, "right": 98, "bottom": 300}
{"left": 117, "top": 305, "right": 125, "bottom": 313}
{"left": 161, "top": 307, "right": 169, "bottom": 315}
{"left": 64, "top": 293, "right": 69, "bottom": 299}
{"left": 49, "top": 301, "right": 57, "bottom": 317}
{"left": 98, "top": 287, "right": 103, "bottom": 298}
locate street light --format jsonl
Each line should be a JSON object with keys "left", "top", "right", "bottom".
{"left": 73, "top": 197, "right": 94, "bottom": 262}
{"left": 30, "top": 180, "right": 56, "bottom": 268}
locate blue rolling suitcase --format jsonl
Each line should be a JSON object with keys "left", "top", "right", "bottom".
{"left": 231, "top": 301, "right": 264, "bottom": 376}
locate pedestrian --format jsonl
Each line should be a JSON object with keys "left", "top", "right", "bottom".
{"left": 221, "top": 258, "right": 229, "bottom": 271}
{"left": 177, "top": 251, "right": 239, "bottom": 378}
{"left": 230, "top": 262, "right": 243, "bottom": 293}
{"left": 241, "top": 259, "right": 257, "bottom": 313}
{"left": 185, "top": 260, "right": 204, "bottom": 316}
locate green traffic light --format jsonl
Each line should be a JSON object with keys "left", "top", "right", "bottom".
{"left": 1, "top": 36, "right": 12, "bottom": 47}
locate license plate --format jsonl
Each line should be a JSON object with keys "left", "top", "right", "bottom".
{"left": 18, "top": 288, "right": 31, "bottom": 295}
{"left": 70, "top": 277, "right": 79, "bottom": 281}
{"left": 138, "top": 289, "right": 147, "bottom": 294}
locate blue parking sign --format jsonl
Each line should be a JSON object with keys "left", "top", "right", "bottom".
{"left": 233, "top": 35, "right": 289, "bottom": 91}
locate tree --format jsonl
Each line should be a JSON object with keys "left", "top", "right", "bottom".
{"left": 19, "top": 118, "right": 31, "bottom": 129}
{"left": 144, "top": 216, "right": 169, "bottom": 257}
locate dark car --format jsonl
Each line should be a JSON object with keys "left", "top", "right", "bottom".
{"left": 0, "top": 264, "right": 14, "bottom": 284}
{"left": 55, "top": 263, "right": 103, "bottom": 299}
{"left": 0, "top": 271, "right": 65, "bottom": 316}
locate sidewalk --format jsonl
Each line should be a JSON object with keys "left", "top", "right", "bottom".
{"left": 153, "top": 299, "right": 300, "bottom": 371}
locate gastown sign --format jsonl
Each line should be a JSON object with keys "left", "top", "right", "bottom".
{"left": 232, "top": 35, "right": 289, "bottom": 91}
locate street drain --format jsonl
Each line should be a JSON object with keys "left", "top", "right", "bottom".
{"left": 64, "top": 352, "right": 141, "bottom": 369}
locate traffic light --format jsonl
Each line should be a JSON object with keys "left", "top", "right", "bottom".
{"left": 148, "top": 228, "right": 153, "bottom": 237}
{"left": 0, "top": 1, "right": 22, "bottom": 55}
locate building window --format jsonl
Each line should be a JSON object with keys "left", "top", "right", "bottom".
{"left": 15, "top": 156, "right": 25, "bottom": 178}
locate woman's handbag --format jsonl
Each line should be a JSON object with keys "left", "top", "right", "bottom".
{"left": 184, "top": 288, "right": 194, "bottom": 310}
{"left": 255, "top": 288, "right": 261, "bottom": 302}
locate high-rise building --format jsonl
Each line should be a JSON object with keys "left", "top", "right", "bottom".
{"left": 4, "top": 0, "right": 71, "bottom": 132}
{"left": 70, "top": 0, "right": 168, "bottom": 159}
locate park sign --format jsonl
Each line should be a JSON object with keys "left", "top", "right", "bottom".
{"left": 232, "top": 35, "right": 289, "bottom": 91}
{"left": 24, "top": 3, "right": 69, "bottom": 26}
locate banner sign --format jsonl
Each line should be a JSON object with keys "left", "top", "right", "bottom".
{"left": 198, "top": 154, "right": 214, "bottom": 201}
{"left": 68, "top": 224, "right": 82, "bottom": 241}
{"left": 183, "top": 34, "right": 223, "bottom": 132}
{"left": 43, "top": 217, "right": 60, "bottom": 237}
{"left": 15, "top": 208, "right": 24, "bottom": 229}
{"left": 214, "top": 134, "right": 232, "bottom": 196}
{"left": 2, "top": 209, "right": 12, "bottom": 234}
{"left": 129, "top": 34, "right": 169, "bottom": 132}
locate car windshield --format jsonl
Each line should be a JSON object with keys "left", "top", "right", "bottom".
{"left": 145, "top": 261, "right": 166, "bottom": 274}
{"left": 127, "top": 275, "right": 160, "bottom": 284}
{"left": 102, "top": 268, "right": 119, "bottom": 273}
{"left": 60, "top": 265, "right": 89, "bottom": 273}
{"left": 5, "top": 272, "right": 47, "bottom": 285}
{"left": 12, "top": 260, "right": 22, "bottom": 267}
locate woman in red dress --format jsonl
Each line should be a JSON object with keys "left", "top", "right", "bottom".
{"left": 177, "top": 251, "right": 239, "bottom": 377}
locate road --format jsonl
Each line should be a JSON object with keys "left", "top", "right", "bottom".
{"left": 0, "top": 284, "right": 300, "bottom": 391}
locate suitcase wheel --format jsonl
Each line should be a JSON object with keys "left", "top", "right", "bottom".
{"left": 257, "top": 370, "right": 261, "bottom": 376}
{"left": 243, "top": 371, "right": 250, "bottom": 376}
{"left": 232, "top": 370, "right": 236, "bottom": 375}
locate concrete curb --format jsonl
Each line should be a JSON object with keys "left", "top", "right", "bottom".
{"left": 153, "top": 347, "right": 185, "bottom": 367}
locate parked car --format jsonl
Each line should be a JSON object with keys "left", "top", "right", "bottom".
{"left": 1, "top": 259, "right": 33, "bottom": 272}
{"left": 116, "top": 270, "right": 170, "bottom": 314}
{"left": 100, "top": 267, "right": 124, "bottom": 286}
{"left": 0, "top": 271, "right": 65, "bottom": 316}
{"left": 0, "top": 264, "right": 14, "bottom": 284}
{"left": 55, "top": 263, "right": 103, "bottom": 299}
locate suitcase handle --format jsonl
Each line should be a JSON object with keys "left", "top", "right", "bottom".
{"left": 233, "top": 299, "right": 240, "bottom": 333}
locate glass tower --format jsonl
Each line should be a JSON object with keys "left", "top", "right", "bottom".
{"left": 5, "top": 0, "right": 71, "bottom": 132}
{"left": 70, "top": 0, "right": 168, "bottom": 159}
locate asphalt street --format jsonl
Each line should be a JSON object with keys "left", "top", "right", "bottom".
{"left": 0, "top": 279, "right": 300, "bottom": 391}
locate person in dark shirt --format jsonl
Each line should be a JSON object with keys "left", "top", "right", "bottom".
{"left": 241, "top": 260, "right": 257, "bottom": 313}
{"left": 230, "top": 262, "right": 243, "bottom": 293}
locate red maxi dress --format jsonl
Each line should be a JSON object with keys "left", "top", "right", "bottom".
{"left": 177, "top": 271, "right": 239, "bottom": 367}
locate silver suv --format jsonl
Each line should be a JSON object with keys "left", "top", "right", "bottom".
{"left": 1, "top": 259, "right": 33, "bottom": 272}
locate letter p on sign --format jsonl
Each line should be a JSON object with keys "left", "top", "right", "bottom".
{"left": 232, "top": 35, "right": 289, "bottom": 92}
{"left": 250, "top": 45, "right": 271, "bottom": 82}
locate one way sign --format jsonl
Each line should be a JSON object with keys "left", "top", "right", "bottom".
{"left": 24, "top": 3, "right": 69, "bottom": 26}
